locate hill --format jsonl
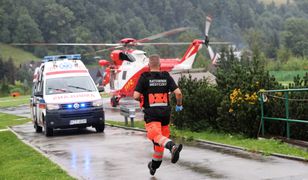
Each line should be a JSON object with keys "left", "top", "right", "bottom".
{"left": 0, "top": 44, "right": 39, "bottom": 66}
{"left": 258, "top": 0, "right": 294, "bottom": 6}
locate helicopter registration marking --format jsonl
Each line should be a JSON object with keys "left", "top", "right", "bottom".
{"left": 124, "top": 79, "right": 134, "bottom": 91}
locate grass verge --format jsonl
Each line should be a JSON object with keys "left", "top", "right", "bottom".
{"left": 269, "top": 70, "right": 307, "bottom": 82}
{"left": 0, "top": 113, "right": 30, "bottom": 129}
{"left": 0, "top": 131, "right": 74, "bottom": 179}
{"left": 106, "top": 120, "right": 308, "bottom": 160}
{"left": 0, "top": 95, "right": 30, "bottom": 108}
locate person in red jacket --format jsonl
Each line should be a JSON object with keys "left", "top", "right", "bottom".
{"left": 133, "top": 54, "right": 183, "bottom": 176}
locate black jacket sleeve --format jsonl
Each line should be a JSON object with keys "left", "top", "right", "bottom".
{"left": 167, "top": 72, "right": 178, "bottom": 92}
{"left": 135, "top": 73, "right": 146, "bottom": 93}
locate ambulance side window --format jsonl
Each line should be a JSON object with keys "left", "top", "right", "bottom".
{"left": 35, "top": 80, "right": 44, "bottom": 96}
{"left": 32, "top": 83, "right": 37, "bottom": 96}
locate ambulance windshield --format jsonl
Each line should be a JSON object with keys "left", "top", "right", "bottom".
{"left": 46, "top": 76, "right": 96, "bottom": 95}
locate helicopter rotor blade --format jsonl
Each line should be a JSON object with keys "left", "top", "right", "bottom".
{"left": 11, "top": 43, "right": 121, "bottom": 46}
{"left": 137, "top": 42, "right": 231, "bottom": 46}
{"left": 205, "top": 16, "right": 212, "bottom": 37}
{"left": 137, "top": 27, "right": 190, "bottom": 43}
{"left": 208, "top": 45, "right": 220, "bottom": 65}
{"left": 95, "top": 45, "right": 123, "bottom": 53}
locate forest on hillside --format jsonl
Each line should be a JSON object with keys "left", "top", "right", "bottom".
{"left": 0, "top": 0, "right": 308, "bottom": 60}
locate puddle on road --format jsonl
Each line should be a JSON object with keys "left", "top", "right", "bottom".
{"left": 179, "top": 160, "right": 226, "bottom": 179}
{"left": 49, "top": 150, "right": 69, "bottom": 156}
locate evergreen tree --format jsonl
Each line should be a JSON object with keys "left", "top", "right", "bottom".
{"left": 13, "top": 7, "right": 43, "bottom": 43}
{"left": 0, "top": 57, "right": 4, "bottom": 81}
{"left": 3, "top": 58, "right": 16, "bottom": 84}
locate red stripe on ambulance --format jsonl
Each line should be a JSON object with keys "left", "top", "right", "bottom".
{"left": 46, "top": 70, "right": 88, "bottom": 75}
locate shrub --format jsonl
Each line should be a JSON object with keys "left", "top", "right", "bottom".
{"left": 170, "top": 48, "right": 307, "bottom": 140}
{"left": 171, "top": 75, "right": 222, "bottom": 131}
{"left": 215, "top": 49, "right": 283, "bottom": 137}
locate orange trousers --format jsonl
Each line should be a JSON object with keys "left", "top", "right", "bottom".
{"left": 145, "top": 122, "right": 171, "bottom": 161}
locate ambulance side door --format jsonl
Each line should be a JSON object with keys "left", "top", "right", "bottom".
{"left": 34, "top": 67, "right": 44, "bottom": 125}
{"left": 30, "top": 83, "right": 37, "bottom": 122}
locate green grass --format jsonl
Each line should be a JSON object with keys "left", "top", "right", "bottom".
{"left": 107, "top": 120, "right": 308, "bottom": 159}
{"left": 269, "top": 70, "right": 307, "bottom": 82}
{"left": 0, "top": 43, "right": 39, "bottom": 66}
{"left": 0, "top": 131, "right": 74, "bottom": 180}
{"left": 0, "top": 113, "right": 30, "bottom": 129}
{"left": 266, "top": 57, "right": 308, "bottom": 71}
{"left": 0, "top": 95, "right": 30, "bottom": 108}
{"left": 106, "top": 120, "right": 145, "bottom": 129}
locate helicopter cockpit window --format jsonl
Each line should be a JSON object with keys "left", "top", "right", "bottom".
{"left": 119, "top": 52, "right": 136, "bottom": 62}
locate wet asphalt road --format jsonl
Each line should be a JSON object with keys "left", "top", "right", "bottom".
{"left": 2, "top": 99, "right": 308, "bottom": 179}
{"left": 10, "top": 123, "right": 308, "bottom": 180}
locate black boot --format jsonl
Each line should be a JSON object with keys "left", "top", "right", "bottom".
{"left": 148, "top": 161, "right": 156, "bottom": 175}
{"left": 171, "top": 144, "right": 183, "bottom": 163}
{"left": 148, "top": 160, "right": 162, "bottom": 176}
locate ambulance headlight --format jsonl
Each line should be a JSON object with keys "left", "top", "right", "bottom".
{"left": 46, "top": 104, "right": 60, "bottom": 110}
{"left": 92, "top": 99, "right": 103, "bottom": 107}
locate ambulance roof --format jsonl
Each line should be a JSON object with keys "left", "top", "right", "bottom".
{"left": 42, "top": 54, "right": 88, "bottom": 77}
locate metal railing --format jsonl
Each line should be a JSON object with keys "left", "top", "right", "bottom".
{"left": 120, "top": 105, "right": 136, "bottom": 127}
{"left": 259, "top": 88, "right": 308, "bottom": 139}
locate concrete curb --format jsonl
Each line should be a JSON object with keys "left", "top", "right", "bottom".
{"left": 7, "top": 126, "right": 81, "bottom": 180}
{"left": 106, "top": 123, "right": 146, "bottom": 132}
{"left": 106, "top": 124, "right": 308, "bottom": 163}
{"left": 195, "top": 138, "right": 308, "bottom": 162}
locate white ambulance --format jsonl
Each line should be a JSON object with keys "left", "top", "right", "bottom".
{"left": 30, "top": 54, "right": 105, "bottom": 136}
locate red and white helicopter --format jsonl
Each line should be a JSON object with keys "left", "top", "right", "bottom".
{"left": 97, "top": 16, "right": 224, "bottom": 107}
{"left": 13, "top": 17, "right": 226, "bottom": 107}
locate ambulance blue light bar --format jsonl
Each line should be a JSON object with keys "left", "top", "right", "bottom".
{"left": 43, "top": 54, "right": 81, "bottom": 62}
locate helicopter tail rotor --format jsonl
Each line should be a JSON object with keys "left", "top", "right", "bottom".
{"left": 203, "top": 16, "right": 220, "bottom": 65}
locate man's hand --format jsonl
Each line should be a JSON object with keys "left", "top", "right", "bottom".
{"left": 175, "top": 105, "right": 183, "bottom": 112}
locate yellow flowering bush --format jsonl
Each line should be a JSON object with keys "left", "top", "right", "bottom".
{"left": 215, "top": 48, "right": 282, "bottom": 137}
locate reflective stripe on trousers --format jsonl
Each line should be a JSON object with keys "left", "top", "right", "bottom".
{"left": 145, "top": 122, "right": 171, "bottom": 161}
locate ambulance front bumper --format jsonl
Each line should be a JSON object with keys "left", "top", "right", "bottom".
{"left": 45, "top": 107, "right": 105, "bottom": 129}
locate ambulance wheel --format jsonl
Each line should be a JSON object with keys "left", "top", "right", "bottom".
{"left": 44, "top": 126, "right": 53, "bottom": 137}
{"left": 43, "top": 117, "right": 53, "bottom": 137}
{"left": 34, "top": 121, "right": 42, "bottom": 133}
{"left": 111, "top": 96, "right": 118, "bottom": 107}
{"left": 95, "top": 124, "right": 105, "bottom": 133}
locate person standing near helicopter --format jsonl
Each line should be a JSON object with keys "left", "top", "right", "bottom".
{"left": 133, "top": 54, "right": 183, "bottom": 176}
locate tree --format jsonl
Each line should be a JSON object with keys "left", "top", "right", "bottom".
{"left": 40, "top": 3, "right": 75, "bottom": 43}
{"left": 244, "top": 28, "right": 265, "bottom": 55}
{"left": 282, "top": 18, "right": 308, "bottom": 58}
{"left": 0, "top": 57, "right": 4, "bottom": 81}
{"left": 0, "top": 7, "right": 11, "bottom": 42}
{"left": 276, "top": 47, "right": 292, "bottom": 62}
{"left": 3, "top": 58, "right": 15, "bottom": 84}
{"left": 13, "top": 7, "right": 43, "bottom": 43}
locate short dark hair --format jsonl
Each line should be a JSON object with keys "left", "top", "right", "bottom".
{"left": 148, "top": 54, "right": 160, "bottom": 68}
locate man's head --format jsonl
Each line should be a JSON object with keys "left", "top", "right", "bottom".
{"left": 148, "top": 54, "right": 160, "bottom": 71}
